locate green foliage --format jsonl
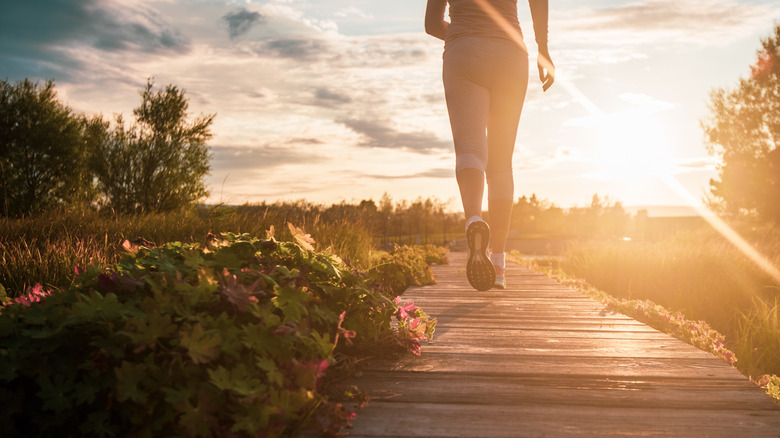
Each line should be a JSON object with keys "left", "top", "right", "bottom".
{"left": 0, "top": 78, "right": 95, "bottom": 216}
{"left": 757, "top": 374, "right": 780, "bottom": 403}
{"left": 90, "top": 78, "right": 214, "bottom": 213}
{"left": 702, "top": 24, "right": 780, "bottom": 221}
{"left": 367, "top": 244, "right": 448, "bottom": 296}
{"left": 0, "top": 231, "right": 435, "bottom": 437}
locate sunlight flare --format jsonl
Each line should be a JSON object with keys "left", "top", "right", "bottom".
{"left": 593, "top": 113, "right": 672, "bottom": 181}
{"left": 661, "top": 174, "right": 780, "bottom": 284}
{"left": 471, "top": 0, "right": 780, "bottom": 285}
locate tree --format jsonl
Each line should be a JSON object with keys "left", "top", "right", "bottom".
{"left": 702, "top": 25, "right": 780, "bottom": 222}
{"left": 0, "top": 79, "right": 95, "bottom": 216}
{"left": 91, "top": 79, "right": 215, "bottom": 213}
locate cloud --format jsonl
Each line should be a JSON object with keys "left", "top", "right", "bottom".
{"left": 672, "top": 157, "right": 719, "bottom": 172}
{"left": 313, "top": 87, "right": 353, "bottom": 107}
{"left": 211, "top": 143, "right": 327, "bottom": 172}
{"left": 223, "top": 8, "right": 265, "bottom": 39}
{"left": 0, "top": 0, "right": 188, "bottom": 80}
{"left": 256, "top": 38, "right": 331, "bottom": 60}
{"left": 334, "top": 7, "right": 374, "bottom": 20}
{"left": 361, "top": 168, "right": 453, "bottom": 179}
{"left": 0, "top": 0, "right": 188, "bottom": 53}
{"left": 339, "top": 117, "right": 451, "bottom": 154}
{"left": 562, "top": 0, "right": 777, "bottom": 45}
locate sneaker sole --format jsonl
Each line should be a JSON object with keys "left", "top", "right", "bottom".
{"left": 466, "top": 221, "right": 495, "bottom": 291}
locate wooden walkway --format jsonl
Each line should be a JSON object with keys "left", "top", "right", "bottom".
{"left": 345, "top": 252, "right": 780, "bottom": 437}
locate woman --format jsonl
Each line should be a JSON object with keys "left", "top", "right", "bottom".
{"left": 425, "top": 0, "right": 554, "bottom": 290}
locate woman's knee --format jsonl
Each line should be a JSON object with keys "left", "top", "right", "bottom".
{"left": 485, "top": 167, "right": 514, "bottom": 200}
{"left": 455, "top": 151, "right": 487, "bottom": 174}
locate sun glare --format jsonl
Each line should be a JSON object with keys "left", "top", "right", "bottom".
{"left": 593, "top": 113, "right": 672, "bottom": 182}
{"left": 472, "top": 0, "right": 780, "bottom": 283}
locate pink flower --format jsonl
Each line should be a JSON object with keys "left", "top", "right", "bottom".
{"left": 395, "top": 297, "right": 418, "bottom": 321}
{"left": 11, "top": 284, "right": 54, "bottom": 307}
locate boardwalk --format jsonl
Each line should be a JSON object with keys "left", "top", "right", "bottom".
{"left": 345, "top": 252, "right": 780, "bottom": 437}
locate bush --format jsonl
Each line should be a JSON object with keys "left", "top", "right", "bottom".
{"left": 0, "top": 229, "right": 435, "bottom": 437}
{"left": 367, "top": 244, "right": 448, "bottom": 296}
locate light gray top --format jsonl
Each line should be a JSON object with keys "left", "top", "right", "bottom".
{"left": 446, "top": 0, "right": 523, "bottom": 45}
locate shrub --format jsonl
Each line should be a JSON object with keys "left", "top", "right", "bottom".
{"left": 367, "top": 244, "right": 448, "bottom": 296}
{"left": 0, "top": 228, "right": 435, "bottom": 437}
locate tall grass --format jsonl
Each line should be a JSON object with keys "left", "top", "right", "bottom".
{"left": 559, "top": 226, "right": 780, "bottom": 378}
{"left": 0, "top": 203, "right": 377, "bottom": 297}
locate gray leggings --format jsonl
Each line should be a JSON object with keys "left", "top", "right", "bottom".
{"left": 443, "top": 36, "right": 529, "bottom": 200}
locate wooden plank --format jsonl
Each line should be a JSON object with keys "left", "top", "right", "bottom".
{"left": 350, "top": 371, "right": 773, "bottom": 410}
{"left": 342, "top": 252, "right": 780, "bottom": 437}
{"left": 346, "top": 402, "right": 780, "bottom": 438}
{"left": 365, "top": 352, "right": 743, "bottom": 379}
{"left": 428, "top": 327, "right": 671, "bottom": 340}
{"left": 428, "top": 318, "right": 659, "bottom": 332}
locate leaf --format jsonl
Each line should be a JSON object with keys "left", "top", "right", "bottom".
{"left": 121, "top": 239, "right": 140, "bottom": 254}
{"left": 115, "top": 361, "right": 148, "bottom": 404}
{"left": 271, "top": 286, "right": 310, "bottom": 322}
{"left": 207, "top": 364, "right": 265, "bottom": 396}
{"left": 287, "top": 223, "right": 316, "bottom": 251}
{"left": 80, "top": 411, "right": 115, "bottom": 438}
{"left": 126, "top": 310, "right": 176, "bottom": 349}
{"left": 176, "top": 390, "right": 218, "bottom": 438}
{"left": 220, "top": 269, "right": 260, "bottom": 312}
{"left": 182, "top": 249, "right": 205, "bottom": 269}
{"left": 71, "top": 291, "right": 126, "bottom": 321}
{"left": 36, "top": 373, "right": 75, "bottom": 412}
{"left": 256, "top": 357, "right": 284, "bottom": 388}
{"left": 179, "top": 323, "right": 221, "bottom": 364}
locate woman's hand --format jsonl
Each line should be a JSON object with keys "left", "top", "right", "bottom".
{"left": 537, "top": 46, "right": 555, "bottom": 91}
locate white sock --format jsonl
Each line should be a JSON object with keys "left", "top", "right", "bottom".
{"left": 465, "top": 215, "right": 482, "bottom": 232}
{"left": 490, "top": 252, "right": 506, "bottom": 269}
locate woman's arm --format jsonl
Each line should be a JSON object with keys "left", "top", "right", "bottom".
{"left": 529, "top": 0, "right": 555, "bottom": 91}
{"left": 425, "top": 0, "right": 449, "bottom": 41}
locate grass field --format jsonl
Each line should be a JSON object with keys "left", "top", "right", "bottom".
{"left": 0, "top": 204, "right": 379, "bottom": 297}
{"left": 548, "top": 224, "right": 780, "bottom": 381}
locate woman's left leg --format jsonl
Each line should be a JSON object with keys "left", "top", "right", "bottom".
{"left": 485, "top": 44, "right": 529, "bottom": 254}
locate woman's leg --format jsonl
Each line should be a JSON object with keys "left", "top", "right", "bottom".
{"left": 443, "top": 39, "right": 491, "bottom": 220}
{"left": 457, "top": 169, "right": 485, "bottom": 220}
{"left": 485, "top": 43, "right": 529, "bottom": 253}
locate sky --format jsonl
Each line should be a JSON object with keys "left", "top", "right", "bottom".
{"left": 1, "top": 0, "right": 779, "bottom": 212}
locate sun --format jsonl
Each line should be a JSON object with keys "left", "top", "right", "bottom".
{"left": 591, "top": 112, "right": 672, "bottom": 182}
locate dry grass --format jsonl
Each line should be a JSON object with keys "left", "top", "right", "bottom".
{"left": 0, "top": 204, "right": 376, "bottom": 296}
{"left": 551, "top": 225, "right": 780, "bottom": 379}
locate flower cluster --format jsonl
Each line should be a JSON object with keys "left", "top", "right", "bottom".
{"left": 1, "top": 283, "right": 54, "bottom": 307}
{"left": 394, "top": 296, "right": 436, "bottom": 356}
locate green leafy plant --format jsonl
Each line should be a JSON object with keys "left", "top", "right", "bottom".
{"left": 367, "top": 244, "right": 448, "bottom": 296}
{"left": 0, "top": 227, "right": 436, "bottom": 437}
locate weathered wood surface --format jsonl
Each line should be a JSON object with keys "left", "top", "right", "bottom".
{"left": 344, "top": 252, "right": 780, "bottom": 437}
